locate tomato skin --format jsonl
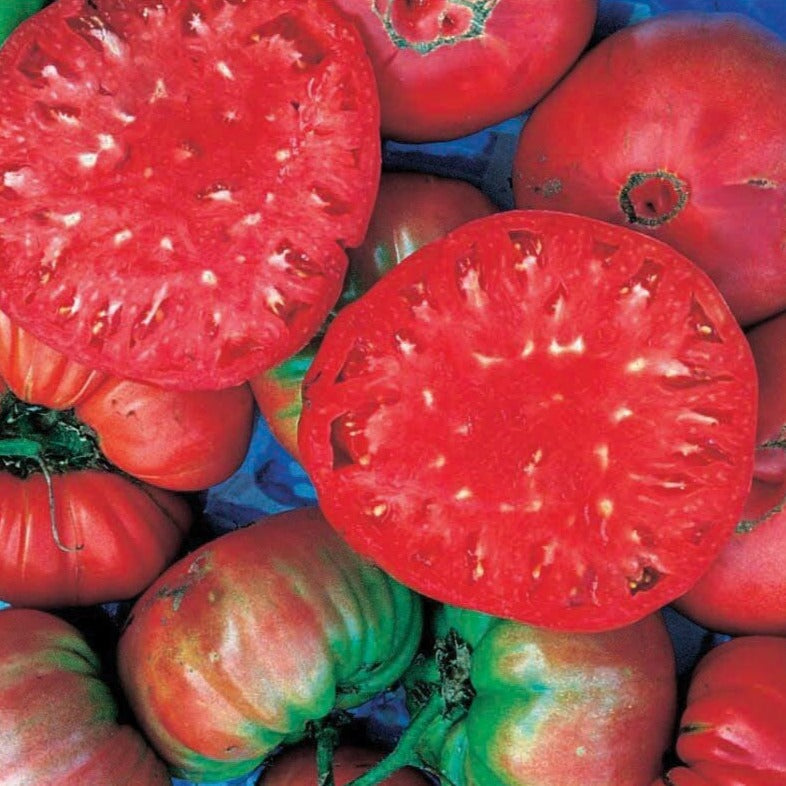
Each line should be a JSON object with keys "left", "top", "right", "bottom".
{"left": 258, "top": 744, "right": 430, "bottom": 785}
{"left": 0, "top": 310, "right": 255, "bottom": 491}
{"left": 0, "top": 470, "right": 191, "bottom": 607}
{"left": 0, "top": 607, "right": 170, "bottom": 785}
{"left": 674, "top": 312, "right": 786, "bottom": 634}
{"left": 252, "top": 172, "right": 496, "bottom": 459}
{"left": 406, "top": 605, "right": 676, "bottom": 786}
{"left": 330, "top": 0, "right": 596, "bottom": 141}
{"left": 117, "top": 506, "right": 423, "bottom": 783}
{"left": 656, "top": 636, "right": 786, "bottom": 786}
{"left": 513, "top": 12, "right": 786, "bottom": 326}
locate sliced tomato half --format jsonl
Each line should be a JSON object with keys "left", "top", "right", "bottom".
{"left": 299, "top": 210, "right": 758, "bottom": 632}
{"left": 0, "top": 0, "right": 380, "bottom": 389}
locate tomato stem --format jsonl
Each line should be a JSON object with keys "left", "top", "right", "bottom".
{"left": 343, "top": 691, "right": 443, "bottom": 786}
{"left": 315, "top": 724, "right": 339, "bottom": 786}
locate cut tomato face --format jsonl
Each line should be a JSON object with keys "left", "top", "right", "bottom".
{"left": 298, "top": 210, "right": 758, "bottom": 632}
{"left": 0, "top": 0, "right": 380, "bottom": 390}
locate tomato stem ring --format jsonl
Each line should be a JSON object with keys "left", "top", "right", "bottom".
{"left": 618, "top": 170, "right": 689, "bottom": 227}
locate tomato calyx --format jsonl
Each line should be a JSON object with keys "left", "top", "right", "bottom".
{"left": 0, "top": 391, "right": 112, "bottom": 552}
{"left": 618, "top": 170, "right": 689, "bottom": 227}
{"left": 342, "top": 629, "right": 475, "bottom": 786}
{"left": 0, "top": 391, "right": 107, "bottom": 479}
{"left": 375, "top": 0, "right": 498, "bottom": 54}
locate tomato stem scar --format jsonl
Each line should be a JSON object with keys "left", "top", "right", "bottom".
{"left": 619, "top": 170, "right": 689, "bottom": 227}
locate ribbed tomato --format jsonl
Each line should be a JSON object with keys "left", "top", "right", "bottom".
{"left": 656, "top": 636, "right": 786, "bottom": 786}
{"left": 0, "top": 607, "right": 170, "bottom": 785}
{"left": 117, "top": 507, "right": 423, "bottom": 782}
{"left": 349, "top": 605, "right": 676, "bottom": 786}
{"left": 0, "top": 310, "right": 254, "bottom": 607}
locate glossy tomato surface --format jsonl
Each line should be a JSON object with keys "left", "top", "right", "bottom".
{"left": 253, "top": 172, "right": 496, "bottom": 459}
{"left": 0, "top": 0, "right": 380, "bottom": 390}
{"left": 331, "top": 0, "right": 596, "bottom": 141}
{"left": 675, "top": 311, "right": 786, "bottom": 634}
{"left": 513, "top": 12, "right": 786, "bottom": 326}
{"left": 400, "top": 605, "right": 676, "bottom": 786}
{"left": 0, "top": 607, "right": 170, "bottom": 785}
{"left": 258, "top": 744, "right": 430, "bottom": 785}
{"left": 0, "top": 310, "right": 255, "bottom": 490}
{"left": 0, "top": 470, "right": 191, "bottom": 607}
{"left": 656, "top": 635, "right": 786, "bottom": 785}
{"left": 299, "top": 210, "right": 758, "bottom": 632}
{"left": 117, "top": 507, "right": 423, "bottom": 782}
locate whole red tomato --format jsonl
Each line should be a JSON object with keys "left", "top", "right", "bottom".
{"left": 0, "top": 310, "right": 255, "bottom": 607}
{"left": 513, "top": 12, "right": 786, "bottom": 326}
{"left": 252, "top": 172, "right": 496, "bottom": 459}
{"left": 0, "top": 607, "right": 170, "bottom": 785}
{"left": 674, "top": 311, "right": 786, "bottom": 634}
{"left": 258, "top": 744, "right": 430, "bottom": 785}
{"left": 655, "top": 635, "right": 786, "bottom": 786}
{"left": 117, "top": 507, "right": 423, "bottom": 783}
{"left": 329, "top": 0, "right": 597, "bottom": 141}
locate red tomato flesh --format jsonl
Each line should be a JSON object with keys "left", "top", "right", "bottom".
{"left": 0, "top": 0, "right": 380, "bottom": 390}
{"left": 299, "top": 210, "right": 757, "bottom": 632}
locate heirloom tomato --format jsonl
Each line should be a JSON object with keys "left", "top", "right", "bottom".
{"left": 329, "top": 0, "right": 597, "bottom": 141}
{"left": 0, "top": 311, "right": 255, "bottom": 607}
{"left": 298, "top": 210, "right": 757, "bottom": 632}
{"left": 0, "top": 607, "right": 170, "bottom": 785}
{"left": 258, "top": 744, "right": 430, "bottom": 785}
{"left": 253, "top": 172, "right": 496, "bottom": 459}
{"left": 347, "top": 605, "right": 676, "bottom": 786}
{"left": 675, "top": 311, "right": 786, "bottom": 634}
{"left": 0, "top": 0, "right": 380, "bottom": 390}
{"left": 513, "top": 12, "right": 786, "bottom": 326}
{"left": 117, "top": 506, "right": 423, "bottom": 782}
{"left": 656, "top": 635, "right": 786, "bottom": 786}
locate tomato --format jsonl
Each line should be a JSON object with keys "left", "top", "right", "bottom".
{"left": 0, "top": 311, "right": 255, "bottom": 491}
{"left": 0, "top": 607, "right": 170, "bottom": 785}
{"left": 0, "top": 0, "right": 380, "bottom": 390}
{"left": 258, "top": 744, "right": 431, "bottom": 785}
{"left": 347, "top": 605, "right": 676, "bottom": 786}
{"left": 655, "top": 635, "right": 786, "bottom": 786}
{"left": 0, "top": 470, "right": 191, "bottom": 607}
{"left": 674, "top": 311, "right": 786, "bottom": 634}
{"left": 298, "top": 210, "right": 757, "bottom": 632}
{"left": 329, "top": 0, "right": 596, "bottom": 142}
{"left": 252, "top": 172, "right": 497, "bottom": 459}
{"left": 117, "top": 506, "right": 423, "bottom": 782}
{"left": 512, "top": 12, "right": 786, "bottom": 327}
{"left": 0, "top": 310, "right": 255, "bottom": 607}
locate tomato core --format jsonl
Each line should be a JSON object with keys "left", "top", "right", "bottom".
{"left": 0, "top": 392, "right": 105, "bottom": 478}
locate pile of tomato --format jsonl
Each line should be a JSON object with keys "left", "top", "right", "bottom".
{"left": 0, "top": 1, "right": 785, "bottom": 785}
